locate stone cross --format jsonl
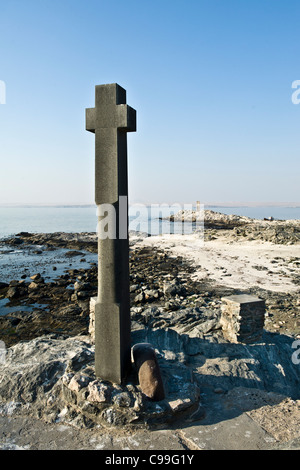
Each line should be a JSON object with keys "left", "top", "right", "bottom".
{"left": 86, "top": 84, "right": 136, "bottom": 384}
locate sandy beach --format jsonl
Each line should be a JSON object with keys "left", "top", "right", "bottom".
{"left": 136, "top": 233, "right": 300, "bottom": 293}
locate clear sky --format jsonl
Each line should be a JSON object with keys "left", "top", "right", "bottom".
{"left": 0, "top": 0, "right": 299, "bottom": 205}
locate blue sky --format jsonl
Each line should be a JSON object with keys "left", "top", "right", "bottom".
{"left": 0, "top": 0, "right": 299, "bottom": 205}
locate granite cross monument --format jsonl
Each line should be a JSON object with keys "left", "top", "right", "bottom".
{"left": 86, "top": 83, "right": 136, "bottom": 384}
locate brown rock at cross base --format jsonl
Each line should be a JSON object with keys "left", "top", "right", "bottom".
{"left": 132, "top": 343, "right": 165, "bottom": 401}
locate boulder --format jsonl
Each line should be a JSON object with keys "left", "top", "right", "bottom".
{"left": 132, "top": 343, "right": 165, "bottom": 401}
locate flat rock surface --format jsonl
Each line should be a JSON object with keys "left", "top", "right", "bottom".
{"left": 0, "top": 392, "right": 298, "bottom": 450}
{"left": 0, "top": 327, "right": 299, "bottom": 450}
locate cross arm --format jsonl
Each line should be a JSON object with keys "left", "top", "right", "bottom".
{"left": 117, "top": 104, "right": 136, "bottom": 132}
{"left": 86, "top": 108, "right": 96, "bottom": 133}
{"left": 85, "top": 102, "right": 136, "bottom": 133}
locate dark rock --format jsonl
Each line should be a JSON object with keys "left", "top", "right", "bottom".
{"left": 7, "top": 317, "right": 22, "bottom": 327}
{"left": 16, "top": 232, "right": 32, "bottom": 237}
{"left": 74, "top": 281, "right": 92, "bottom": 291}
{"left": 65, "top": 251, "right": 85, "bottom": 258}
{"left": 132, "top": 343, "right": 165, "bottom": 401}
{"left": 9, "top": 238, "right": 23, "bottom": 245}
{"left": 77, "top": 291, "right": 90, "bottom": 299}
{"left": 6, "top": 287, "right": 21, "bottom": 299}
{"left": 163, "top": 278, "right": 185, "bottom": 296}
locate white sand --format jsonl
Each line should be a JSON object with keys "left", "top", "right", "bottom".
{"left": 136, "top": 233, "right": 300, "bottom": 293}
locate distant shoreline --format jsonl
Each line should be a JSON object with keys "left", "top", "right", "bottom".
{"left": 0, "top": 204, "right": 96, "bottom": 208}
{"left": 0, "top": 202, "right": 300, "bottom": 209}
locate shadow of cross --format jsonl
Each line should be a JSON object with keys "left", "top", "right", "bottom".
{"left": 86, "top": 84, "right": 136, "bottom": 384}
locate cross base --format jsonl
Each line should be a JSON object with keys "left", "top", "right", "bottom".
{"left": 94, "top": 301, "right": 131, "bottom": 384}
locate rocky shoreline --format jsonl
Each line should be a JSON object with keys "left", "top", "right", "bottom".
{"left": 171, "top": 209, "right": 300, "bottom": 244}
{"left": 0, "top": 216, "right": 300, "bottom": 448}
{"left": 1, "top": 226, "right": 299, "bottom": 347}
{"left": 0, "top": 210, "right": 300, "bottom": 340}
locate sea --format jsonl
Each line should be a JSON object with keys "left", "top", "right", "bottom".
{"left": 0, "top": 204, "right": 300, "bottom": 240}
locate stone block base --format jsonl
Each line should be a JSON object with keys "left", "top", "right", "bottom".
{"left": 90, "top": 298, "right": 132, "bottom": 384}
{"left": 221, "top": 294, "right": 265, "bottom": 343}
{"left": 94, "top": 301, "right": 131, "bottom": 384}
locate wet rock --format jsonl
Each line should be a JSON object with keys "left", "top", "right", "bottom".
{"left": 6, "top": 287, "right": 19, "bottom": 299}
{"left": 56, "top": 305, "right": 82, "bottom": 316}
{"left": 65, "top": 251, "right": 85, "bottom": 258}
{"left": 74, "top": 281, "right": 92, "bottom": 291}
{"left": 28, "top": 282, "right": 39, "bottom": 290}
{"left": 6, "top": 281, "right": 28, "bottom": 299}
{"left": 8, "top": 238, "right": 23, "bottom": 245}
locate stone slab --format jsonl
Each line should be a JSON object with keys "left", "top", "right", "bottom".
{"left": 221, "top": 294, "right": 265, "bottom": 343}
{"left": 221, "top": 294, "right": 265, "bottom": 306}
{"left": 180, "top": 412, "right": 276, "bottom": 450}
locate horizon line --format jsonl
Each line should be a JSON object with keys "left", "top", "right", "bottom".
{"left": 0, "top": 201, "right": 300, "bottom": 208}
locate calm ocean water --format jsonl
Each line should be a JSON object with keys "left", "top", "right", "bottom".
{"left": 0, "top": 204, "right": 299, "bottom": 240}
